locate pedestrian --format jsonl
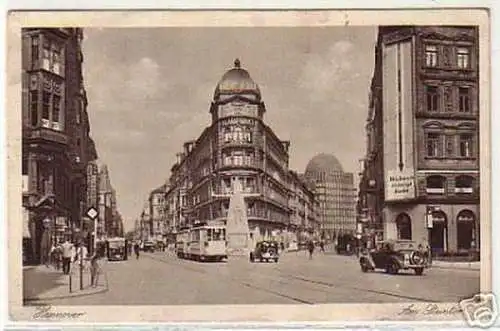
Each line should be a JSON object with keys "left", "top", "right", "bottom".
{"left": 74, "top": 241, "right": 89, "bottom": 271}
{"left": 89, "top": 252, "right": 102, "bottom": 288}
{"left": 319, "top": 241, "right": 325, "bottom": 253}
{"left": 60, "top": 238, "right": 74, "bottom": 275}
{"left": 134, "top": 242, "right": 140, "bottom": 259}
{"left": 307, "top": 240, "right": 315, "bottom": 260}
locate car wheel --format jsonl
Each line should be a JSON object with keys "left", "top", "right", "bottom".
{"left": 387, "top": 263, "right": 399, "bottom": 274}
{"left": 361, "top": 262, "right": 369, "bottom": 272}
{"left": 249, "top": 254, "right": 254, "bottom": 262}
{"left": 274, "top": 258, "right": 278, "bottom": 263}
{"left": 414, "top": 267, "right": 424, "bottom": 276}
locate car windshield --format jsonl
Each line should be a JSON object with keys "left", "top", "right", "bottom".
{"left": 376, "top": 240, "right": 417, "bottom": 252}
{"left": 109, "top": 241, "right": 124, "bottom": 249}
{"left": 393, "top": 241, "right": 417, "bottom": 251}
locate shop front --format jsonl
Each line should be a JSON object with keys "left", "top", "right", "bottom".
{"left": 24, "top": 194, "right": 71, "bottom": 265}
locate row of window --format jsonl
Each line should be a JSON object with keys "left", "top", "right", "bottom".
{"left": 222, "top": 126, "right": 253, "bottom": 144}
{"left": 396, "top": 210, "right": 476, "bottom": 250}
{"left": 425, "top": 85, "right": 473, "bottom": 113}
{"left": 222, "top": 153, "right": 255, "bottom": 167}
{"left": 29, "top": 86, "right": 64, "bottom": 131}
{"left": 31, "top": 35, "right": 64, "bottom": 76}
{"left": 426, "top": 132, "right": 474, "bottom": 158}
{"left": 424, "top": 44, "right": 471, "bottom": 69}
{"left": 425, "top": 175, "right": 475, "bottom": 194}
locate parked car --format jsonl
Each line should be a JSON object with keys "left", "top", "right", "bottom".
{"left": 359, "top": 240, "right": 429, "bottom": 275}
{"left": 250, "top": 241, "right": 280, "bottom": 263}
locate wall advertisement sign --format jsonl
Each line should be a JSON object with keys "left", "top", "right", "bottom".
{"left": 385, "top": 170, "right": 416, "bottom": 201}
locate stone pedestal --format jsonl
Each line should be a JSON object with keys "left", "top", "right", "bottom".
{"left": 226, "top": 178, "right": 250, "bottom": 255}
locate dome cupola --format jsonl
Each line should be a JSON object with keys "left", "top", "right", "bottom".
{"left": 305, "top": 153, "right": 344, "bottom": 182}
{"left": 214, "top": 59, "right": 261, "bottom": 101}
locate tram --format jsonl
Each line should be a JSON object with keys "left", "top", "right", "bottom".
{"left": 175, "top": 223, "right": 228, "bottom": 262}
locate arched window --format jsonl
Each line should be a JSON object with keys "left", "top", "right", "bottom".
{"left": 426, "top": 175, "right": 446, "bottom": 194}
{"left": 455, "top": 175, "right": 474, "bottom": 194}
{"left": 456, "top": 210, "right": 476, "bottom": 251}
{"left": 396, "top": 213, "right": 412, "bottom": 240}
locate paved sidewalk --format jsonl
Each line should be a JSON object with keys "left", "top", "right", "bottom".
{"left": 431, "top": 260, "right": 480, "bottom": 271}
{"left": 23, "top": 262, "right": 108, "bottom": 303}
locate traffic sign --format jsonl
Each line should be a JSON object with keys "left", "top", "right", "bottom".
{"left": 86, "top": 207, "right": 98, "bottom": 220}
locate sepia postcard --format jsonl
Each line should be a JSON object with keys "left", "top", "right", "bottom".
{"left": 6, "top": 9, "right": 494, "bottom": 327}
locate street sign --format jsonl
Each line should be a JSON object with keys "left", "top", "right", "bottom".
{"left": 86, "top": 207, "right": 98, "bottom": 220}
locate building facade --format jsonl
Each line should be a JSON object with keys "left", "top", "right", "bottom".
{"left": 360, "top": 26, "right": 480, "bottom": 255}
{"left": 304, "top": 154, "right": 357, "bottom": 239}
{"left": 98, "top": 164, "right": 118, "bottom": 239}
{"left": 288, "top": 171, "right": 320, "bottom": 241}
{"left": 165, "top": 59, "right": 311, "bottom": 239}
{"left": 149, "top": 185, "right": 167, "bottom": 243}
{"left": 22, "top": 28, "right": 98, "bottom": 265}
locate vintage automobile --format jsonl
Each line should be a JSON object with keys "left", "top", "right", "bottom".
{"left": 250, "top": 241, "right": 280, "bottom": 263}
{"left": 142, "top": 241, "right": 156, "bottom": 253}
{"left": 359, "top": 240, "right": 429, "bottom": 275}
{"left": 106, "top": 237, "right": 128, "bottom": 261}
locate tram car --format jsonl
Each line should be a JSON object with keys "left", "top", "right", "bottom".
{"left": 175, "top": 223, "right": 228, "bottom": 262}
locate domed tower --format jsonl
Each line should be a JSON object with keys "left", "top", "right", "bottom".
{"left": 210, "top": 59, "right": 265, "bottom": 123}
{"left": 206, "top": 60, "right": 290, "bottom": 252}
{"left": 304, "top": 153, "right": 356, "bottom": 238}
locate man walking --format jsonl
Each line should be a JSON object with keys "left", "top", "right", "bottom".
{"left": 307, "top": 240, "right": 315, "bottom": 260}
{"left": 60, "top": 238, "right": 73, "bottom": 275}
{"left": 134, "top": 242, "right": 140, "bottom": 260}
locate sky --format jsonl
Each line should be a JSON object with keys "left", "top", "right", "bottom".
{"left": 80, "top": 27, "right": 378, "bottom": 231}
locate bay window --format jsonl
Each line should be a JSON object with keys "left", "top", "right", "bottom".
{"left": 41, "top": 38, "right": 64, "bottom": 76}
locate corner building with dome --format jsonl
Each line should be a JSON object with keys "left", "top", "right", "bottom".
{"left": 164, "top": 60, "right": 318, "bottom": 239}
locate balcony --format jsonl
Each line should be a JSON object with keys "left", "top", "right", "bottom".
{"left": 26, "top": 127, "right": 68, "bottom": 146}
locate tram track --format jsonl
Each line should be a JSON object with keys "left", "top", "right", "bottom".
{"left": 143, "top": 253, "right": 437, "bottom": 304}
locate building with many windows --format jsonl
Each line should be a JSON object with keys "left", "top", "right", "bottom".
{"left": 358, "top": 26, "right": 479, "bottom": 255}
{"left": 163, "top": 59, "right": 315, "bottom": 240}
{"left": 304, "top": 154, "right": 357, "bottom": 239}
{"left": 149, "top": 184, "right": 167, "bottom": 244}
{"left": 288, "top": 171, "right": 320, "bottom": 241}
{"left": 22, "top": 28, "right": 98, "bottom": 265}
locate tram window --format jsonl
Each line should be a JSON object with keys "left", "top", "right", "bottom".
{"left": 207, "top": 229, "right": 213, "bottom": 241}
{"left": 212, "top": 228, "right": 224, "bottom": 241}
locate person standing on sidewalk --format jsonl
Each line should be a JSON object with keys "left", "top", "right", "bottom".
{"left": 90, "top": 251, "right": 102, "bottom": 288}
{"left": 60, "top": 239, "right": 74, "bottom": 275}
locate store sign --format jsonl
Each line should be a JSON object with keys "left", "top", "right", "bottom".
{"left": 219, "top": 104, "right": 258, "bottom": 118}
{"left": 385, "top": 170, "right": 415, "bottom": 201}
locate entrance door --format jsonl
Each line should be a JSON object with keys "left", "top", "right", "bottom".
{"left": 430, "top": 222, "right": 446, "bottom": 254}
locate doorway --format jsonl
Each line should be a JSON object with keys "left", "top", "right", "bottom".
{"left": 430, "top": 211, "right": 448, "bottom": 255}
